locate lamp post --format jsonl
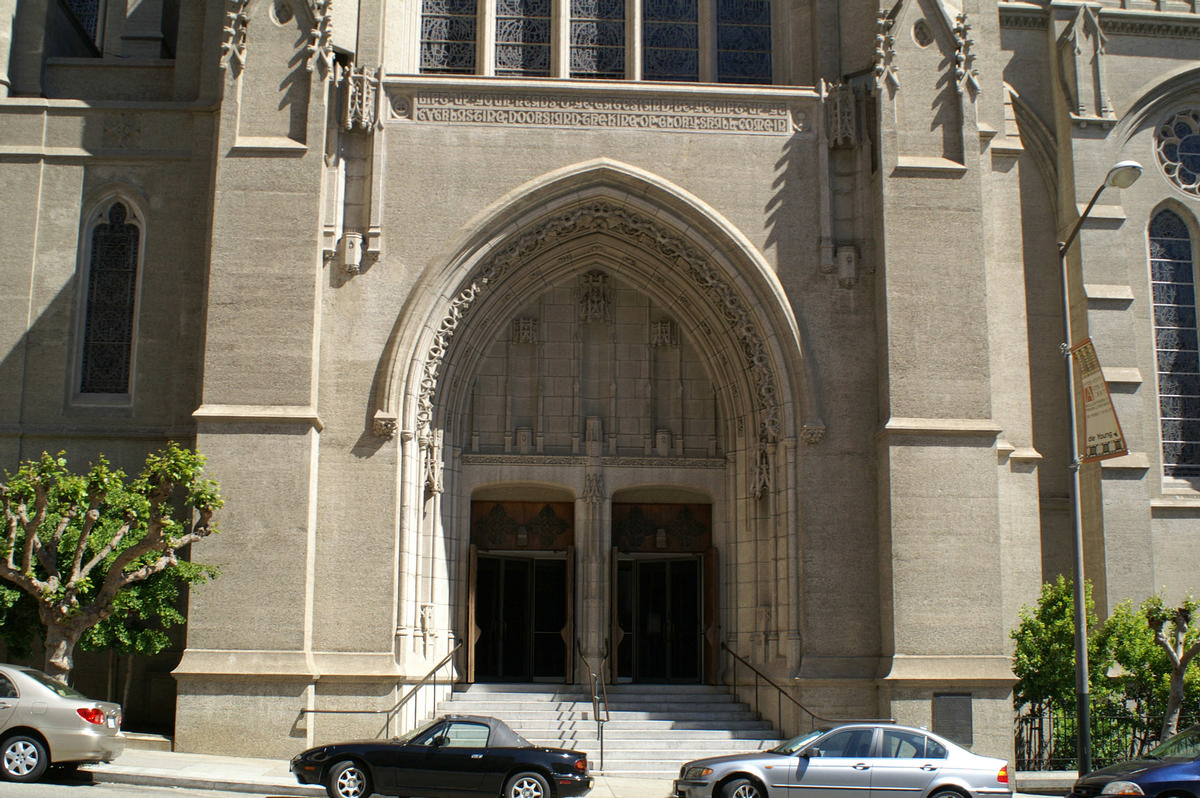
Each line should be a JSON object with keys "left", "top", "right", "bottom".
{"left": 1057, "top": 160, "right": 1142, "bottom": 777}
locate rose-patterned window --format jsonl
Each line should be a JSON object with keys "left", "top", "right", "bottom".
{"left": 1156, "top": 110, "right": 1200, "bottom": 198}
{"left": 1150, "top": 208, "right": 1200, "bottom": 478}
{"left": 421, "top": 0, "right": 772, "bottom": 83}
{"left": 79, "top": 201, "right": 141, "bottom": 396}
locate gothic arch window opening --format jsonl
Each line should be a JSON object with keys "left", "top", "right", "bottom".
{"left": 420, "top": 0, "right": 773, "bottom": 84}
{"left": 76, "top": 199, "right": 144, "bottom": 399}
{"left": 1150, "top": 207, "right": 1200, "bottom": 479}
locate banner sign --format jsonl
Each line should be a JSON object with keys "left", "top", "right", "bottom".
{"left": 1071, "top": 338, "right": 1128, "bottom": 462}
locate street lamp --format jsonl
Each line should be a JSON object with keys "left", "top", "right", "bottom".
{"left": 1057, "top": 160, "right": 1142, "bottom": 777}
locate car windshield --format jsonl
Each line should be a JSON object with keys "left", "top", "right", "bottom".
{"left": 21, "top": 669, "right": 89, "bottom": 700}
{"left": 1146, "top": 726, "right": 1200, "bottom": 762}
{"left": 393, "top": 718, "right": 443, "bottom": 745}
{"left": 772, "top": 729, "right": 826, "bottom": 755}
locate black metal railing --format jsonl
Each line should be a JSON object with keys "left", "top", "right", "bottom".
{"left": 576, "top": 638, "right": 610, "bottom": 772}
{"left": 1016, "top": 707, "right": 1199, "bottom": 771}
{"left": 299, "top": 642, "right": 463, "bottom": 738}
{"left": 721, "top": 641, "right": 894, "bottom": 736}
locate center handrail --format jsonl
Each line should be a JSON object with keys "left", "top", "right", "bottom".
{"left": 721, "top": 641, "right": 895, "bottom": 732}
{"left": 576, "top": 638, "right": 610, "bottom": 772}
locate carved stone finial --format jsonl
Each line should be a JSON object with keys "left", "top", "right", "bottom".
{"left": 307, "top": 0, "right": 334, "bottom": 78}
{"left": 875, "top": 11, "right": 898, "bottom": 91}
{"left": 953, "top": 14, "right": 981, "bottom": 96}
{"left": 220, "top": 0, "right": 250, "bottom": 74}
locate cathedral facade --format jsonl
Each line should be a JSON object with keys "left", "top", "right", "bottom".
{"left": 2, "top": 0, "right": 1199, "bottom": 759}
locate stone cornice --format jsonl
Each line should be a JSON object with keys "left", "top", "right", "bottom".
{"left": 193, "top": 404, "right": 324, "bottom": 431}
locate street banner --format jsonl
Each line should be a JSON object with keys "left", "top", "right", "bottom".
{"left": 1071, "top": 338, "right": 1128, "bottom": 462}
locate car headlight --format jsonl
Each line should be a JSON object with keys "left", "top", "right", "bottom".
{"left": 1101, "top": 782, "right": 1144, "bottom": 795}
{"left": 683, "top": 766, "right": 714, "bottom": 780}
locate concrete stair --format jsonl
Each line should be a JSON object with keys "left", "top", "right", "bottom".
{"left": 437, "top": 683, "right": 785, "bottom": 778}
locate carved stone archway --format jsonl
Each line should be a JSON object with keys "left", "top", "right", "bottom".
{"left": 374, "top": 160, "right": 823, "bottom": 681}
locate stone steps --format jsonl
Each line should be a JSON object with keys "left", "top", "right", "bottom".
{"left": 437, "top": 683, "right": 784, "bottom": 778}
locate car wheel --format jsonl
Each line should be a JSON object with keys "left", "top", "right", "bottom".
{"left": 326, "top": 760, "right": 373, "bottom": 798}
{"left": 505, "top": 771, "right": 551, "bottom": 798}
{"left": 1, "top": 735, "right": 49, "bottom": 783}
{"left": 720, "top": 777, "right": 766, "bottom": 798}
{"left": 928, "top": 789, "right": 969, "bottom": 798}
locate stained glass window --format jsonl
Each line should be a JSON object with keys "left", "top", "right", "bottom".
{"left": 64, "top": 0, "right": 101, "bottom": 41}
{"left": 1157, "top": 110, "right": 1200, "bottom": 198}
{"left": 1150, "top": 209, "right": 1200, "bottom": 478}
{"left": 496, "top": 0, "right": 551, "bottom": 76}
{"left": 80, "top": 202, "right": 139, "bottom": 395}
{"left": 571, "top": 0, "right": 625, "bottom": 80}
{"left": 644, "top": 0, "right": 699, "bottom": 82}
{"left": 422, "top": 0, "right": 478, "bottom": 74}
{"left": 417, "top": 0, "right": 772, "bottom": 83}
{"left": 716, "top": 0, "right": 771, "bottom": 83}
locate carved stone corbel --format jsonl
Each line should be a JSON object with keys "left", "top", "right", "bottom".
{"left": 373, "top": 411, "right": 397, "bottom": 439}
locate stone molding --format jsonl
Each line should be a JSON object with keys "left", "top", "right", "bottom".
{"left": 460, "top": 454, "right": 726, "bottom": 469}
{"left": 411, "top": 201, "right": 784, "bottom": 459}
{"left": 384, "top": 84, "right": 805, "bottom": 135}
{"left": 193, "top": 404, "right": 324, "bottom": 431}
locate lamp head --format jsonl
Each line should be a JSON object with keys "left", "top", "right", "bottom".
{"left": 1105, "top": 160, "right": 1143, "bottom": 189}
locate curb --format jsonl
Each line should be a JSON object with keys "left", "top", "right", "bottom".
{"left": 83, "top": 768, "right": 323, "bottom": 797}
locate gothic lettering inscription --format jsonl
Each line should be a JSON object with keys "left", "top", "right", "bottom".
{"left": 411, "top": 92, "right": 791, "bottom": 134}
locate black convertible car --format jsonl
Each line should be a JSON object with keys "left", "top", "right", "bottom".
{"left": 290, "top": 714, "right": 593, "bottom": 798}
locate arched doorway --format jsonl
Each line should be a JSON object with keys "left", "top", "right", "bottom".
{"left": 375, "top": 162, "right": 822, "bottom": 688}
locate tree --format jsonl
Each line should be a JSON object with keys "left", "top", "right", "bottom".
{"left": 1142, "top": 595, "right": 1200, "bottom": 739}
{"left": 1011, "top": 575, "right": 1115, "bottom": 714}
{"left": 0, "top": 444, "right": 222, "bottom": 683}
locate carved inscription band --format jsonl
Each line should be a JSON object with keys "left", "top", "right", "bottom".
{"left": 402, "top": 91, "right": 792, "bottom": 134}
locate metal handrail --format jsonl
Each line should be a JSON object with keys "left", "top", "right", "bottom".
{"left": 300, "top": 641, "right": 464, "bottom": 737}
{"left": 576, "top": 638, "right": 610, "bottom": 772}
{"left": 721, "top": 641, "right": 894, "bottom": 733}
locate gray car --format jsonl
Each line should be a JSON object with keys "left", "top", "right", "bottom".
{"left": 673, "top": 723, "right": 1012, "bottom": 798}
{"left": 0, "top": 664, "right": 124, "bottom": 782}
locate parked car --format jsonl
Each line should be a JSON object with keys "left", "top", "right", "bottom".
{"left": 1068, "top": 723, "right": 1200, "bottom": 798}
{"left": 291, "top": 713, "right": 593, "bottom": 798}
{"left": 0, "top": 663, "right": 124, "bottom": 783}
{"left": 673, "top": 723, "right": 1012, "bottom": 798}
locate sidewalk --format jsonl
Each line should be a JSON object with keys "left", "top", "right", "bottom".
{"left": 83, "top": 747, "right": 677, "bottom": 798}
{"left": 81, "top": 746, "right": 1072, "bottom": 798}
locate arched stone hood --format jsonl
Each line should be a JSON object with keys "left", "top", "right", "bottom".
{"left": 372, "top": 159, "right": 826, "bottom": 478}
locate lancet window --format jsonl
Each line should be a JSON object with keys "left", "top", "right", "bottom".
{"left": 78, "top": 201, "right": 142, "bottom": 396}
{"left": 1150, "top": 208, "right": 1200, "bottom": 478}
{"left": 420, "top": 0, "right": 772, "bottom": 83}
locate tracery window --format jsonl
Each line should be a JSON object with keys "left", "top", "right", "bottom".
{"left": 421, "top": 0, "right": 772, "bottom": 83}
{"left": 79, "top": 201, "right": 141, "bottom": 396}
{"left": 1150, "top": 208, "right": 1200, "bottom": 478}
{"left": 1156, "top": 110, "right": 1200, "bottom": 198}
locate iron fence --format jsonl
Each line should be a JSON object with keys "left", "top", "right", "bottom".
{"left": 1016, "top": 707, "right": 1199, "bottom": 771}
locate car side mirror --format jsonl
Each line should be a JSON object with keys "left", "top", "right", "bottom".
{"left": 802, "top": 747, "right": 822, "bottom": 758}
{"left": 432, "top": 734, "right": 449, "bottom": 748}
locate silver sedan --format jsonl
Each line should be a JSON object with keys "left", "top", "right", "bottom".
{"left": 0, "top": 664, "right": 124, "bottom": 783}
{"left": 673, "top": 723, "right": 1013, "bottom": 798}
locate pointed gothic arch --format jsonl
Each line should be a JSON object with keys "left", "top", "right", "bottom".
{"left": 374, "top": 158, "right": 823, "bottom": 451}
{"left": 374, "top": 159, "right": 824, "bottom": 680}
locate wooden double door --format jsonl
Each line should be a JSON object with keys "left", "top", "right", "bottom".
{"left": 467, "top": 500, "right": 715, "bottom": 684}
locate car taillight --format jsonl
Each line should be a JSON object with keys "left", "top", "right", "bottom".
{"left": 997, "top": 765, "right": 1010, "bottom": 784}
{"left": 575, "top": 757, "right": 588, "bottom": 772}
{"left": 77, "top": 707, "right": 106, "bottom": 725}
